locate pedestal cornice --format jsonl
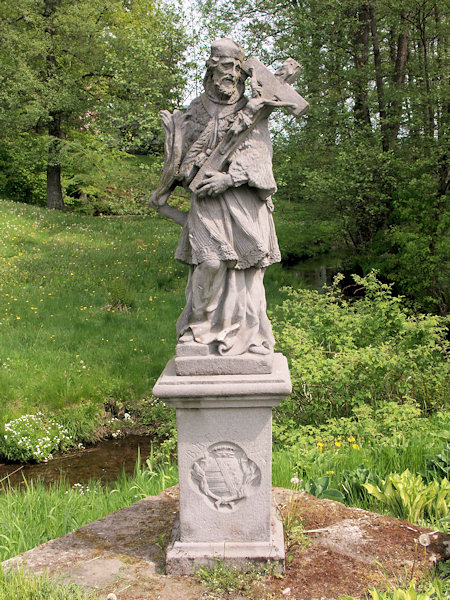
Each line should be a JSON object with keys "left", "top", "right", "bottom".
{"left": 152, "top": 353, "right": 291, "bottom": 408}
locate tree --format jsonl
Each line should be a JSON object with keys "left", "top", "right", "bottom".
{"left": 197, "top": 0, "right": 448, "bottom": 313}
{"left": 0, "top": 0, "right": 186, "bottom": 209}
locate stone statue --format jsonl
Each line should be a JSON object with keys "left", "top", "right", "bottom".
{"left": 150, "top": 39, "right": 308, "bottom": 375}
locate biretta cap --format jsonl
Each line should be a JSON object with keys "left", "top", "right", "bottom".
{"left": 210, "top": 38, "right": 245, "bottom": 62}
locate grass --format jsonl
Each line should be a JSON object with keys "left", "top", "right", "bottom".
{"left": 0, "top": 199, "right": 185, "bottom": 435}
{"left": 0, "top": 569, "right": 97, "bottom": 600}
{"left": 0, "top": 198, "right": 312, "bottom": 442}
{"left": 0, "top": 450, "right": 177, "bottom": 562}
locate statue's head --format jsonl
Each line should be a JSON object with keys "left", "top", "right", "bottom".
{"left": 204, "top": 38, "right": 246, "bottom": 100}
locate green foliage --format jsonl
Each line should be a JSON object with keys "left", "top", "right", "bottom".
{"left": 271, "top": 272, "right": 449, "bottom": 423}
{"left": 273, "top": 196, "right": 340, "bottom": 262}
{"left": 363, "top": 470, "right": 449, "bottom": 525}
{"left": 0, "top": 135, "right": 47, "bottom": 205}
{"left": 61, "top": 131, "right": 164, "bottom": 216}
{"left": 302, "top": 475, "right": 345, "bottom": 501}
{"left": 104, "top": 276, "right": 136, "bottom": 311}
{"left": 56, "top": 403, "right": 103, "bottom": 446}
{"left": 137, "top": 397, "right": 176, "bottom": 447}
{"left": 341, "top": 465, "right": 379, "bottom": 505}
{"left": 0, "top": 413, "right": 73, "bottom": 463}
{"left": 379, "top": 161, "right": 450, "bottom": 314}
{"left": 366, "top": 578, "right": 446, "bottom": 600}
{"left": 198, "top": 0, "right": 449, "bottom": 313}
{"left": 272, "top": 402, "right": 449, "bottom": 527}
{"left": 424, "top": 442, "right": 450, "bottom": 483}
{"left": 0, "top": 0, "right": 187, "bottom": 208}
{"left": 0, "top": 569, "right": 97, "bottom": 600}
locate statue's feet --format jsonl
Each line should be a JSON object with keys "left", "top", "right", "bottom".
{"left": 248, "top": 344, "right": 271, "bottom": 355}
{"left": 179, "top": 330, "right": 194, "bottom": 343}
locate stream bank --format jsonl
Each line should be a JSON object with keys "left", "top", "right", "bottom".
{"left": 0, "top": 434, "right": 154, "bottom": 489}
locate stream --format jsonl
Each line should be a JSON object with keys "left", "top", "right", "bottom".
{"left": 0, "top": 434, "right": 154, "bottom": 489}
{"left": 285, "top": 253, "right": 347, "bottom": 291}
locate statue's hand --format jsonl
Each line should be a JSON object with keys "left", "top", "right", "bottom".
{"left": 196, "top": 171, "right": 233, "bottom": 198}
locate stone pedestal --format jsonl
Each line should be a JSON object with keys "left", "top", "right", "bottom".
{"left": 152, "top": 353, "right": 291, "bottom": 574}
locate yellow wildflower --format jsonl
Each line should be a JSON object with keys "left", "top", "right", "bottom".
{"left": 335, "top": 441, "right": 341, "bottom": 447}
{"left": 347, "top": 436, "right": 356, "bottom": 443}
{"left": 352, "top": 443, "right": 360, "bottom": 450}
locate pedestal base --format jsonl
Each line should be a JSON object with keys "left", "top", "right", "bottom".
{"left": 175, "top": 342, "right": 273, "bottom": 376}
{"left": 153, "top": 353, "right": 291, "bottom": 577}
{"left": 166, "top": 509, "right": 285, "bottom": 575}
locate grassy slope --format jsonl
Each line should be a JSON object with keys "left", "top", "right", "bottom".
{"left": 0, "top": 198, "right": 312, "bottom": 432}
{"left": 0, "top": 200, "right": 185, "bottom": 428}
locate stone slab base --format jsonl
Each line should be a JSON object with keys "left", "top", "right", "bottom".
{"left": 153, "top": 353, "right": 291, "bottom": 405}
{"left": 166, "top": 511, "right": 285, "bottom": 575}
{"left": 174, "top": 350, "right": 273, "bottom": 376}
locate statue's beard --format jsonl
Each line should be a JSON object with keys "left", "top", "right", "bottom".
{"left": 214, "top": 77, "right": 236, "bottom": 97}
{"left": 204, "top": 69, "right": 243, "bottom": 103}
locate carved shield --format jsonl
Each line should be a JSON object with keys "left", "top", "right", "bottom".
{"left": 191, "top": 442, "right": 261, "bottom": 510}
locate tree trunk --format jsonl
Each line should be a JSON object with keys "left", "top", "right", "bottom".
{"left": 418, "top": 16, "right": 434, "bottom": 138}
{"left": 386, "top": 20, "right": 409, "bottom": 147}
{"left": 47, "top": 113, "right": 64, "bottom": 210}
{"left": 44, "top": 0, "right": 64, "bottom": 209}
{"left": 369, "top": 2, "right": 388, "bottom": 151}
{"left": 351, "top": 3, "right": 371, "bottom": 128}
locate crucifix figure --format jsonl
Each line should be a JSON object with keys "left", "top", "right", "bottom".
{"left": 150, "top": 38, "right": 308, "bottom": 368}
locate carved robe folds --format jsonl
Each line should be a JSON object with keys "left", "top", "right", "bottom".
{"left": 175, "top": 95, "right": 281, "bottom": 356}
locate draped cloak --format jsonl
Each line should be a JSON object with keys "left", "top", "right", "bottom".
{"left": 174, "top": 93, "right": 281, "bottom": 355}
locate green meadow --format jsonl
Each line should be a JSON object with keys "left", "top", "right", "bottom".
{"left": 0, "top": 199, "right": 185, "bottom": 432}
{"left": 0, "top": 198, "right": 310, "bottom": 439}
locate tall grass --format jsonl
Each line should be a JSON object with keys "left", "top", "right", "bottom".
{"left": 0, "top": 200, "right": 183, "bottom": 430}
{"left": 0, "top": 569, "right": 97, "bottom": 600}
{"left": 0, "top": 452, "right": 177, "bottom": 562}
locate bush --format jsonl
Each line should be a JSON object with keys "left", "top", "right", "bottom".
{"left": 0, "top": 134, "right": 47, "bottom": 205}
{"left": 0, "top": 413, "right": 73, "bottom": 463}
{"left": 271, "top": 272, "right": 449, "bottom": 424}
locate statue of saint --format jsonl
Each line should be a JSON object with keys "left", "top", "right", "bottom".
{"left": 150, "top": 38, "right": 308, "bottom": 366}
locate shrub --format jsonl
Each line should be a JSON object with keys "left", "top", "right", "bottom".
{"left": 271, "top": 271, "right": 449, "bottom": 424}
{"left": 363, "top": 470, "right": 449, "bottom": 525}
{"left": 0, "top": 413, "right": 73, "bottom": 463}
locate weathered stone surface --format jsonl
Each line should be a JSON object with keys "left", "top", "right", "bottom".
{"left": 149, "top": 38, "right": 309, "bottom": 363}
{"left": 175, "top": 341, "right": 209, "bottom": 357}
{"left": 174, "top": 350, "right": 273, "bottom": 376}
{"left": 175, "top": 407, "right": 274, "bottom": 545}
{"left": 153, "top": 354, "right": 291, "bottom": 573}
{"left": 166, "top": 510, "right": 285, "bottom": 575}
{"left": 153, "top": 352, "right": 291, "bottom": 405}
{"left": 2, "top": 486, "right": 448, "bottom": 600}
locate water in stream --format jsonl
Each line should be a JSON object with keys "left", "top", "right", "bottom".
{"left": 286, "top": 254, "right": 345, "bottom": 291}
{"left": 0, "top": 434, "right": 154, "bottom": 489}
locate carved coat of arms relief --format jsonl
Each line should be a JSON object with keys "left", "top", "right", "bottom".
{"left": 190, "top": 442, "right": 261, "bottom": 511}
